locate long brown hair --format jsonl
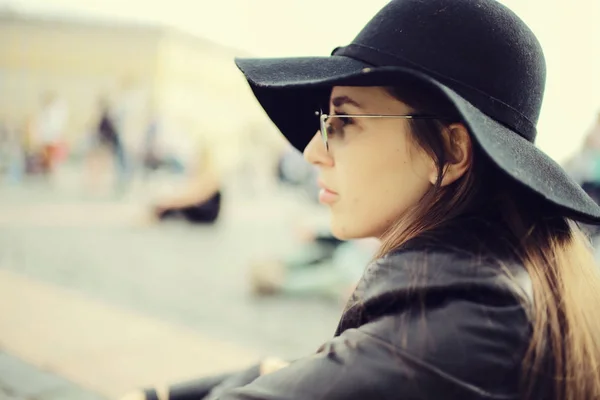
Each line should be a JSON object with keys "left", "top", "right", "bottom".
{"left": 379, "top": 80, "right": 600, "bottom": 399}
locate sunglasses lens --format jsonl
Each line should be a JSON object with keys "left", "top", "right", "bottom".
{"left": 319, "top": 113, "right": 329, "bottom": 150}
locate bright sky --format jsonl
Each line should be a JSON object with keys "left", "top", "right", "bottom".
{"left": 3, "top": 0, "right": 599, "bottom": 162}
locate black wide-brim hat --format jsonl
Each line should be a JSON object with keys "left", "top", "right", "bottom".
{"left": 235, "top": 0, "right": 600, "bottom": 224}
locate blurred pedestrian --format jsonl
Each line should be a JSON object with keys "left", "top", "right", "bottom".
{"left": 32, "top": 91, "right": 69, "bottom": 177}
{"left": 86, "top": 97, "right": 130, "bottom": 194}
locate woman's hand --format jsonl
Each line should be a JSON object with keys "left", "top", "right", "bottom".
{"left": 117, "top": 360, "right": 283, "bottom": 400}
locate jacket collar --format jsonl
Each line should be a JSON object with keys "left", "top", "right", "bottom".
{"left": 334, "top": 216, "right": 533, "bottom": 336}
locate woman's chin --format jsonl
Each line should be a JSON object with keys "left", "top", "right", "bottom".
{"left": 329, "top": 219, "right": 367, "bottom": 241}
{"left": 329, "top": 213, "right": 387, "bottom": 241}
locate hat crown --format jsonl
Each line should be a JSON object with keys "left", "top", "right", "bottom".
{"left": 344, "top": 0, "right": 546, "bottom": 139}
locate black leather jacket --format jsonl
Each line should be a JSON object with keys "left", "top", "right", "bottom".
{"left": 207, "top": 218, "right": 551, "bottom": 399}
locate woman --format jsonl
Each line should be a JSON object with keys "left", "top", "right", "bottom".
{"left": 124, "top": 0, "right": 600, "bottom": 399}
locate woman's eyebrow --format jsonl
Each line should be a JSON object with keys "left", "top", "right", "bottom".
{"left": 331, "top": 95, "right": 362, "bottom": 108}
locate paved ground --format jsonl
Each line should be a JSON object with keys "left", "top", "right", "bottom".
{"left": 0, "top": 351, "right": 106, "bottom": 400}
{"left": 0, "top": 164, "right": 343, "bottom": 399}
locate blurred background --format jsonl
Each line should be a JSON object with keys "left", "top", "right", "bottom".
{"left": 0, "top": 0, "right": 598, "bottom": 399}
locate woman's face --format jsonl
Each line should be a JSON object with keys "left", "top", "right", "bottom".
{"left": 304, "top": 86, "right": 435, "bottom": 240}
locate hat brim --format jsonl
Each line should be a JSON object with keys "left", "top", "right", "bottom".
{"left": 236, "top": 56, "right": 600, "bottom": 224}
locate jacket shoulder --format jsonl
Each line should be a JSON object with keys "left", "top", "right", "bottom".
{"left": 334, "top": 247, "right": 533, "bottom": 395}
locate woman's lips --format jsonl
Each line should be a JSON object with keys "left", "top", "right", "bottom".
{"left": 318, "top": 180, "right": 339, "bottom": 204}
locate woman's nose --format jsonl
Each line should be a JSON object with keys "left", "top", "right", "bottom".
{"left": 304, "top": 131, "right": 333, "bottom": 167}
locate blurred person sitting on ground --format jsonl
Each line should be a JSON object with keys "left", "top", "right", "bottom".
{"left": 120, "top": 1, "right": 600, "bottom": 399}
{"left": 151, "top": 133, "right": 229, "bottom": 225}
{"left": 248, "top": 218, "right": 378, "bottom": 303}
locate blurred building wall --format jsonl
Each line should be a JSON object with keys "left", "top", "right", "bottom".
{"left": 154, "top": 29, "right": 267, "bottom": 153}
{"left": 0, "top": 13, "right": 158, "bottom": 142}
{"left": 0, "top": 11, "right": 271, "bottom": 155}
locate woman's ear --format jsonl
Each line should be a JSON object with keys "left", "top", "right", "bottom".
{"left": 434, "top": 123, "right": 472, "bottom": 186}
